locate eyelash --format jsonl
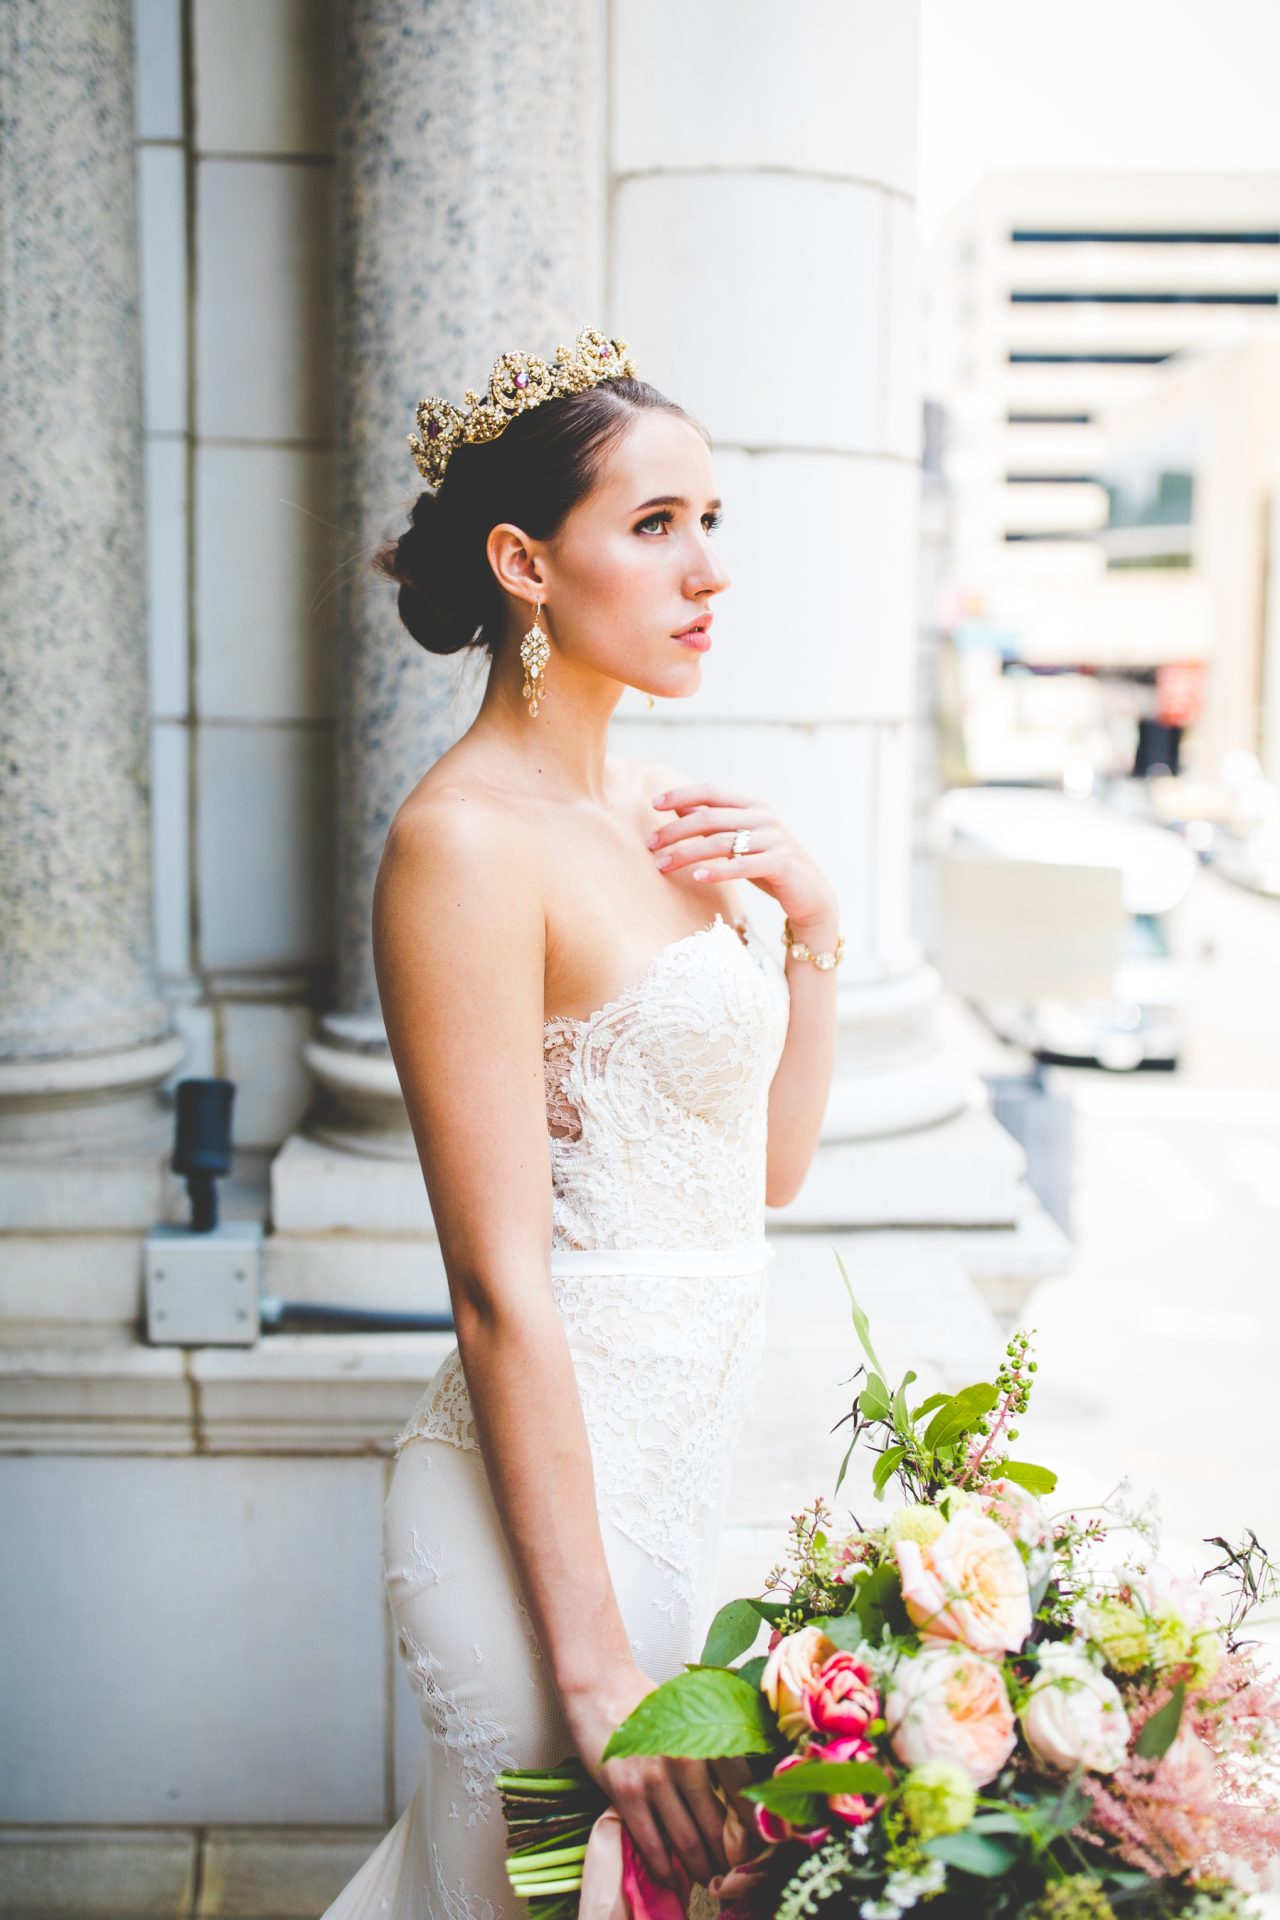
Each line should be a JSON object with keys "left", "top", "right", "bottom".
{"left": 635, "top": 509, "right": 724, "bottom": 536}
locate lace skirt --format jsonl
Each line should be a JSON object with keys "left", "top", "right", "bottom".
{"left": 318, "top": 1242, "right": 772, "bottom": 1920}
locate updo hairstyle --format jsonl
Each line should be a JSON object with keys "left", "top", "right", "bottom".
{"left": 374, "top": 376, "right": 703, "bottom": 656}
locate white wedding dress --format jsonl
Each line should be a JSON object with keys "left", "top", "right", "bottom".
{"left": 320, "top": 910, "right": 790, "bottom": 1920}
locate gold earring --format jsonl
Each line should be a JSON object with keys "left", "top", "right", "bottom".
{"left": 645, "top": 693, "right": 655, "bottom": 710}
{"left": 520, "top": 601, "right": 550, "bottom": 717}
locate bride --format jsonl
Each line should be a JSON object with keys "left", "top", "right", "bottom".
{"left": 321, "top": 328, "right": 843, "bottom": 1919}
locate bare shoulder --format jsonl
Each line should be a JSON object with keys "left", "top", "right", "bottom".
{"left": 373, "top": 775, "right": 547, "bottom": 1006}
{"left": 380, "top": 772, "right": 540, "bottom": 900}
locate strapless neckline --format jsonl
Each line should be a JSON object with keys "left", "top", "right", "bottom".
{"left": 542, "top": 910, "right": 744, "bottom": 1036}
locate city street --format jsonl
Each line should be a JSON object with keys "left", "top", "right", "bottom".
{"left": 965, "top": 863, "right": 1280, "bottom": 1629}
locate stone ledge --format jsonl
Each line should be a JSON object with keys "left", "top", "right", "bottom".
{"left": 777, "top": 1101, "right": 1029, "bottom": 1228}
{"left": 0, "top": 1826, "right": 385, "bottom": 1920}
{"left": 0, "top": 1828, "right": 197, "bottom": 1919}
{"left": 0, "top": 1328, "right": 453, "bottom": 1456}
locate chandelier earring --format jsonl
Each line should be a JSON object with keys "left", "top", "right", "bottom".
{"left": 520, "top": 601, "right": 550, "bottom": 717}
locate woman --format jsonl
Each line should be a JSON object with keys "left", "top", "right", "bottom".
{"left": 322, "top": 328, "right": 843, "bottom": 1919}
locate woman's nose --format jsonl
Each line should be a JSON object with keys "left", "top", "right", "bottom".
{"left": 691, "top": 549, "right": 731, "bottom": 596}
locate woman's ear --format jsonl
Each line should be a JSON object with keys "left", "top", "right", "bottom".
{"left": 486, "top": 522, "right": 547, "bottom": 600}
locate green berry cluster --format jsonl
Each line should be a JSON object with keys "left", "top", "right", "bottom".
{"left": 972, "top": 1327, "right": 1038, "bottom": 1455}
{"left": 1028, "top": 1878, "right": 1116, "bottom": 1920}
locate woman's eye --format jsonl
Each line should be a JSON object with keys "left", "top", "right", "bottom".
{"left": 635, "top": 511, "right": 724, "bottom": 534}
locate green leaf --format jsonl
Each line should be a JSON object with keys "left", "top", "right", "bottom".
{"left": 833, "top": 1428, "right": 858, "bottom": 1500}
{"left": 968, "top": 1811, "right": 1029, "bottom": 1836}
{"left": 700, "top": 1598, "right": 764, "bottom": 1668}
{"left": 602, "top": 1667, "right": 776, "bottom": 1761}
{"left": 923, "top": 1383, "right": 999, "bottom": 1452}
{"left": 921, "top": 1831, "right": 1019, "bottom": 1877}
{"left": 808, "top": 1613, "right": 872, "bottom": 1653}
{"left": 832, "top": 1249, "right": 887, "bottom": 1380}
{"left": 911, "top": 1392, "right": 951, "bottom": 1422}
{"left": 891, "top": 1369, "right": 918, "bottom": 1436}
{"left": 748, "top": 1598, "right": 788, "bottom": 1626}
{"left": 743, "top": 1759, "right": 892, "bottom": 1810}
{"left": 872, "top": 1443, "right": 908, "bottom": 1499}
{"left": 997, "top": 1460, "right": 1058, "bottom": 1497}
{"left": 1135, "top": 1681, "right": 1186, "bottom": 1759}
{"left": 735, "top": 1655, "right": 767, "bottom": 1691}
{"left": 850, "top": 1561, "right": 903, "bottom": 1641}
{"left": 860, "top": 1373, "right": 892, "bottom": 1422}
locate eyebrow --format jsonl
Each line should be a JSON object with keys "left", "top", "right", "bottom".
{"left": 631, "top": 494, "right": 723, "bottom": 512}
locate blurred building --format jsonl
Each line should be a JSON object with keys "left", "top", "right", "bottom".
{"left": 926, "top": 169, "right": 1279, "bottom": 626}
{"left": 1098, "top": 336, "right": 1280, "bottom": 785}
{"left": 923, "top": 170, "right": 1280, "bottom": 784}
{"left": 0, "top": 1, "right": 1064, "bottom": 1900}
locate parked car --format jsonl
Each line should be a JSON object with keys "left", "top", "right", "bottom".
{"left": 936, "top": 786, "right": 1194, "bottom": 1071}
{"left": 984, "top": 910, "right": 1180, "bottom": 1071}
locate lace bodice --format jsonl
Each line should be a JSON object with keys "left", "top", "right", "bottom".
{"left": 542, "top": 911, "right": 790, "bottom": 1251}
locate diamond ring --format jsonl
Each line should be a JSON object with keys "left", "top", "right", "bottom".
{"left": 730, "top": 830, "right": 753, "bottom": 858}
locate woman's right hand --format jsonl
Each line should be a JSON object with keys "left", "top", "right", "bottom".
{"left": 561, "top": 1659, "right": 732, "bottom": 1892}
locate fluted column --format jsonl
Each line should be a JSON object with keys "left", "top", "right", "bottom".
{"left": 607, "top": 0, "right": 981, "bottom": 1210}
{"left": 0, "top": 0, "right": 183, "bottom": 1151}
{"left": 303, "top": 0, "right": 606, "bottom": 1153}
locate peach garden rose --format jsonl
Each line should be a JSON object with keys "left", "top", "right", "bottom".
{"left": 884, "top": 1642, "right": 1018, "bottom": 1787}
{"left": 894, "top": 1508, "right": 1032, "bottom": 1655}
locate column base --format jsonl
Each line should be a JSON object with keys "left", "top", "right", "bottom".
{"left": 0, "top": 1032, "right": 186, "bottom": 1154}
{"left": 302, "top": 1015, "right": 413, "bottom": 1159}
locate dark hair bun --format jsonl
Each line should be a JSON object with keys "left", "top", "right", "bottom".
{"left": 373, "top": 488, "right": 483, "bottom": 656}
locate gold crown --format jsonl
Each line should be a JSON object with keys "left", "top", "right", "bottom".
{"left": 407, "top": 325, "right": 640, "bottom": 489}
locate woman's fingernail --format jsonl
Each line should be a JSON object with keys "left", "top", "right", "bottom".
{"left": 645, "top": 833, "right": 658, "bottom": 848}
{"left": 693, "top": 867, "right": 709, "bottom": 880}
{"left": 653, "top": 792, "right": 666, "bottom": 805}
{"left": 655, "top": 853, "right": 672, "bottom": 869}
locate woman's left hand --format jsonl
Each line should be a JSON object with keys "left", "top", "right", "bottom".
{"left": 646, "top": 783, "right": 837, "bottom": 931}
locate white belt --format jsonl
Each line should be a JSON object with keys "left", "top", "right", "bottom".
{"left": 548, "top": 1242, "right": 774, "bottom": 1278}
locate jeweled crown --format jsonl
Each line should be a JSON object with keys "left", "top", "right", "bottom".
{"left": 407, "top": 325, "right": 640, "bottom": 490}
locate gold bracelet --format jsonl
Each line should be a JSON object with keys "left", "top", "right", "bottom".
{"left": 781, "top": 916, "right": 845, "bottom": 970}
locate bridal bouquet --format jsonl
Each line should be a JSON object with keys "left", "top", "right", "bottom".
{"left": 497, "top": 1252, "right": 1280, "bottom": 1920}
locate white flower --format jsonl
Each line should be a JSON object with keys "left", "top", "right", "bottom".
{"left": 1020, "top": 1641, "right": 1130, "bottom": 1774}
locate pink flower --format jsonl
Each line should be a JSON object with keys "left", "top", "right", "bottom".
{"left": 1019, "top": 1643, "right": 1130, "bottom": 1774}
{"left": 894, "top": 1510, "right": 1032, "bottom": 1655}
{"left": 802, "top": 1650, "right": 879, "bottom": 1739}
{"left": 981, "top": 1477, "right": 1051, "bottom": 1551}
{"left": 752, "top": 1752, "right": 831, "bottom": 1849}
{"left": 807, "top": 1733, "right": 885, "bottom": 1827}
{"left": 761, "top": 1626, "right": 837, "bottom": 1742}
{"left": 885, "top": 1643, "right": 1018, "bottom": 1787}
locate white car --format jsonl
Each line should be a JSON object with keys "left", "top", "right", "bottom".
{"left": 985, "top": 911, "right": 1181, "bottom": 1071}
{"left": 936, "top": 787, "right": 1192, "bottom": 1071}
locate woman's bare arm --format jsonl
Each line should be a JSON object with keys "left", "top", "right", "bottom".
{"left": 371, "top": 789, "right": 728, "bottom": 1887}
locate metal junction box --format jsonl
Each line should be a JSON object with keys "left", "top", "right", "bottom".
{"left": 143, "top": 1220, "right": 265, "bottom": 1346}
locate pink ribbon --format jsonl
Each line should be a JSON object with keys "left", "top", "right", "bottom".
{"left": 577, "top": 1796, "right": 777, "bottom": 1919}
{"left": 579, "top": 1808, "right": 628, "bottom": 1920}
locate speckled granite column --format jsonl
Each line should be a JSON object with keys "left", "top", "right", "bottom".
{"left": 0, "top": 0, "right": 183, "bottom": 1149}
{"left": 303, "top": 0, "right": 604, "bottom": 1151}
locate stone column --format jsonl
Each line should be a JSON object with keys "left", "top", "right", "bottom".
{"left": 276, "top": 0, "right": 605, "bottom": 1248}
{"left": 606, "top": 1, "right": 1044, "bottom": 1238}
{"left": 0, "top": 0, "right": 183, "bottom": 1154}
